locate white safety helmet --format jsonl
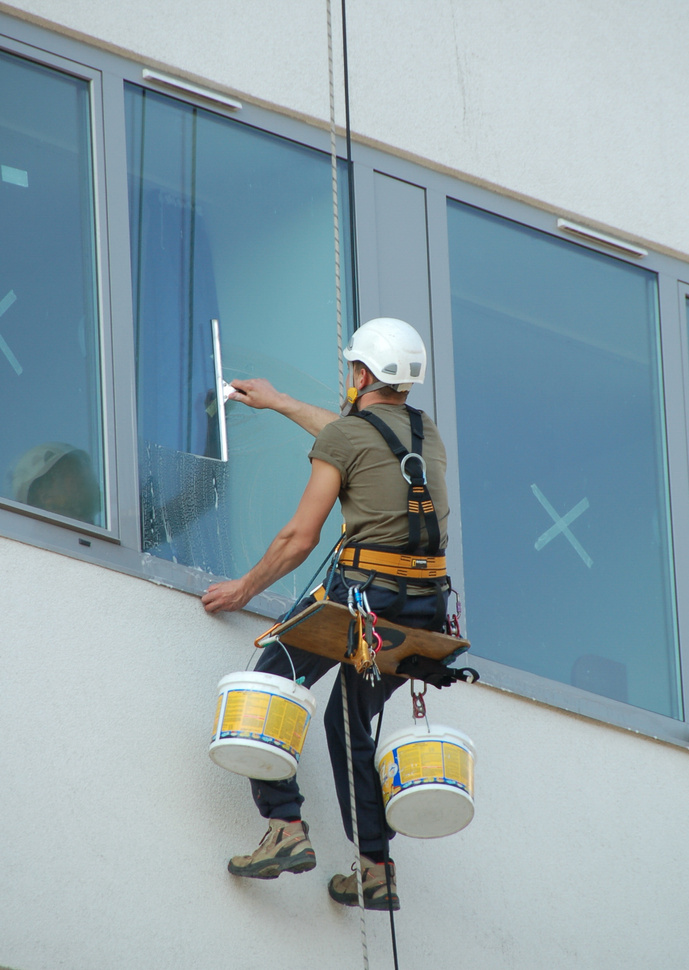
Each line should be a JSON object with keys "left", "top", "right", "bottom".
{"left": 343, "top": 317, "right": 427, "bottom": 392}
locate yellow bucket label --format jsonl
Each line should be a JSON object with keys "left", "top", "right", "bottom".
{"left": 212, "top": 694, "right": 223, "bottom": 737}
{"left": 397, "top": 740, "right": 444, "bottom": 782}
{"left": 379, "top": 739, "right": 473, "bottom": 805}
{"left": 217, "top": 689, "right": 311, "bottom": 760}
{"left": 222, "top": 690, "right": 271, "bottom": 735}
{"left": 264, "top": 696, "right": 309, "bottom": 753}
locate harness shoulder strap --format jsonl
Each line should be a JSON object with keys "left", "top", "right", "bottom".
{"left": 355, "top": 408, "right": 408, "bottom": 458}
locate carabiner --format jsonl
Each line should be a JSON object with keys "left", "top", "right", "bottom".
{"left": 347, "top": 584, "right": 358, "bottom": 617}
{"left": 354, "top": 586, "right": 366, "bottom": 615}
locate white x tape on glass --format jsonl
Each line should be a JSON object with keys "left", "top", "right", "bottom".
{"left": 531, "top": 483, "right": 592, "bottom": 568}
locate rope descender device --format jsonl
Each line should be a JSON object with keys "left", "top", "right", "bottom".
{"left": 345, "top": 584, "right": 382, "bottom": 680}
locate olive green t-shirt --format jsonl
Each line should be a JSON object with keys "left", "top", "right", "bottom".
{"left": 309, "top": 404, "right": 449, "bottom": 572}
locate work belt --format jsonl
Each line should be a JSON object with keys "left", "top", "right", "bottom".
{"left": 338, "top": 545, "right": 447, "bottom": 580}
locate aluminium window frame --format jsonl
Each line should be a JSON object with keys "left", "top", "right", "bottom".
{"left": 2, "top": 12, "right": 689, "bottom": 746}
{"left": 350, "top": 141, "right": 689, "bottom": 746}
{"left": 0, "top": 14, "right": 352, "bottom": 611}
{"left": 434, "top": 170, "right": 689, "bottom": 747}
{"left": 0, "top": 30, "right": 120, "bottom": 544}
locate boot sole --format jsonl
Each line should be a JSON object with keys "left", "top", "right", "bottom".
{"left": 228, "top": 850, "right": 316, "bottom": 880}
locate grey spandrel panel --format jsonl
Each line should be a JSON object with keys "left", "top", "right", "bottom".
{"left": 448, "top": 198, "right": 682, "bottom": 720}
{"left": 371, "top": 171, "right": 434, "bottom": 417}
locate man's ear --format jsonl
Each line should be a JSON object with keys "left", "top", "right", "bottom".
{"left": 356, "top": 365, "right": 373, "bottom": 389}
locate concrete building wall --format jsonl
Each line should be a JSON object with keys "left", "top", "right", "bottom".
{"left": 1, "top": 2, "right": 688, "bottom": 969}
{"left": 4, "top": 0, "right": 688, "bottom": 256}
{"left": 2, "top": 536, "right": 688, "bottom": 970}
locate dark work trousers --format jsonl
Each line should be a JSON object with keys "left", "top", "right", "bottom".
{"left": 250, "top": 572, "right": 448, "bottom": 855}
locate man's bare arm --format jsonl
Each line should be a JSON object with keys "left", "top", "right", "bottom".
{"left": 201, "top": 459, "right": 342, "bottom": 613}
{"left": 227, "top": 378, "right": 338, "bottom": 437}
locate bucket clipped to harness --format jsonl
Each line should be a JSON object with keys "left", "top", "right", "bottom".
{"left": 375, "top": 721, "right": 476, "bottom": 839}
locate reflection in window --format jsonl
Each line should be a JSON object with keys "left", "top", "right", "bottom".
{"left": 125, "top": 86, "right": 348, "bottom": 598}
{"left": 0, "top": 51, "right": 104, "bottom": 526}
{"left": 448, "top": 201, "right": 681, "bottom": 719}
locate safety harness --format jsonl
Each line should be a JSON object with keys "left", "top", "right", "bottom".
{"left": 338, "top": 404, "right": 448, "bottom": 628}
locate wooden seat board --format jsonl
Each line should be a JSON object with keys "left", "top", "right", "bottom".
{"left": 255, "top": 600, "right": 470, "bottom": 677}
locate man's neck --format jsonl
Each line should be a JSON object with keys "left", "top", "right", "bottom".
{"left": 355, "top": 391, "right": 408, "bottom": 409}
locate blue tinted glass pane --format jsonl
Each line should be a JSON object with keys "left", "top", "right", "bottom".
{"left": 0, "top": 52, "right": 104, "bottom": 527}
{"left": 125, "top": 86, "right": 348, "bottom": 597}
{"left": 448, "top": 200, "right": 681, "bottom": 719}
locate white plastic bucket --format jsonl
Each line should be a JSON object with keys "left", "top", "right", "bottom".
{"left": 209, "top": 671, "right": 316, "bottom": 781}
{"left": 375, "top": 724, "right": 475, "bottom": 838}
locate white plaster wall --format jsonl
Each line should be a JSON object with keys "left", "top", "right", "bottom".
{"left": 1, "top": 537, "right": 689, "bottom": 970}
{"left": 3, "top": 0, "right": 689, "bottom": 256}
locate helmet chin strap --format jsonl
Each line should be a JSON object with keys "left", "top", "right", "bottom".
{"left": 340, "top": 386, "right": 359, "bottom": 417}
{"left": 340, "top": 380, "right": 412, "bottom": 416}
{"left": 340, "top": 362, "right": 412, "bottom": 415}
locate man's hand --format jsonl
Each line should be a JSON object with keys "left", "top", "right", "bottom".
{"left": 202, "top": 579, "right": 251, "bottom": 614}
{"left": 227, "top": 378, "right": 284, "bottom": 411}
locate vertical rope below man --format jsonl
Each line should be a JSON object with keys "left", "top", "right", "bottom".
{"left": 327, "top": 2, "right": 369, "bottom": 967}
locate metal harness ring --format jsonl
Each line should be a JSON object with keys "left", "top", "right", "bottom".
{"left": 400, "top": 451, "right": 427, "bottom": 484}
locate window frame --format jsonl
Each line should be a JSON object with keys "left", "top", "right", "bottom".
{"left": 427, "top": 173, "right": 689, "bottom": 746}
{"left": 345, "top": 144, "right": 689, "bottom": 747}
{"left": 2, "top": 11, "right": 689, "bottom": 746}
{"left": 0, "top": 30, "right": 120, "bottom": 541}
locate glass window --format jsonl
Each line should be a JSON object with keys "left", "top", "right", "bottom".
{"left": 125, "top": 86, "right": 348, "bottom": 600}
{"left": 0, "top": 50, "right": 104, "bottom": 527}
{"left": 448, "top": 200, "right": 681, "bottom": 719}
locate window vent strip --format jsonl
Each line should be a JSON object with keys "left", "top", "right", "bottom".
{"left": 556, "top": 219, "right": 647, "bottom": 259}
{"left": 141, "top": 70, "right": 242, "bottom": 111}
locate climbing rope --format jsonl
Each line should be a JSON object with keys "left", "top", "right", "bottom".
{"left": 327, "top": 1, "right": 370, "bottom": 965}
{"left": 339, "top": 665, "right": 369, "bottom": 968}
{"left": 327, "top": 0, "right": 345, "bottom": 399}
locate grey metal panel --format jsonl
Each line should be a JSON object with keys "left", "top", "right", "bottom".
{"left": 373, "top": 172, "right": 430, "bottom": 325}
{"left": 650, "top": 274, "right": 689, "bottom": 721}
{"left": 89, "top": 64, "right": 119, "bottom": 539}
{"left": 664, "top": 279, "right": 689, "bottom": 720}
{"left": 369, "top": 171, "right": 434, "bottom": 417}
{"left": 352, "top": 165, "right": 380, "bottom": 320}
{"left": 100, "top": 69, "right": 142, "bottom": 551}
{"left": 468, "top": 655, "right": 689, "bottom": 748}
{"left": 674, "top": 283, "right": 689, "bottom": 444}
{"left": 425, "top": 187, "right": 466, "bottom": 616}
